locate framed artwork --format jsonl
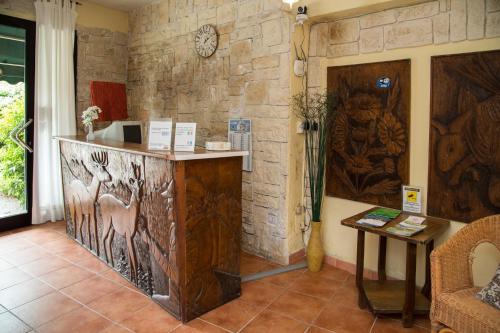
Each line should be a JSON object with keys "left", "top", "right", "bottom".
{"left": 428, "top": 50, "right": 500, "bottom": 222}
{"left": 326, "top": 60, "right": 411, "bottom": 209}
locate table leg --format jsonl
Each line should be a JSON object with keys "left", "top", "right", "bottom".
{"left": 403, "top": 242, "right": 417, "bottom": 328}
{"left": 378, "top": 236, "right": 387, "bottom": 281}
{"left": 356, "top": 230, "right": 367, "bottom": 309}
{"left": 421, "top": 240, "right": 434, "bottom": 299}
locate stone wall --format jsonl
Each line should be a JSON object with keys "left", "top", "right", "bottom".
{"left": 76, "top": 27, "right": 128, "bottom": 133}
{"left": 308, "top": 0, "right": 500, "bottom": 89}
{"left": 127, "top": 0, "right": 293, "bottom": 263}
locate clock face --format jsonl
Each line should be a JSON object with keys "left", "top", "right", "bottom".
{"left": 195, "top": 24, "right": 218, "bottom": 58}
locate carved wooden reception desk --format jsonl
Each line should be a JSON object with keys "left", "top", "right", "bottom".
{"left": 55, "top": 136, "right": 247, "bottom": 322}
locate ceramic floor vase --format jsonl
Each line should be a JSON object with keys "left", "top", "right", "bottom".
{"left": 307, "top": 221, "right": 324, "bottom": 272}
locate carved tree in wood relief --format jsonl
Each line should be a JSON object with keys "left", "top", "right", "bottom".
{"left": 428, "top": 50, "right": 500, "bottom": 222}
{"left": 326, "top": 60, "right": 411, "bottom": 209}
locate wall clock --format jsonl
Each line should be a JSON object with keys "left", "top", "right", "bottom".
{"left": 195, "top": 24, "right": 218, "bottom": 58}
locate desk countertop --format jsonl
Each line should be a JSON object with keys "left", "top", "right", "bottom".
{"left": 54, "top": 136, "right": 248, "bottom": 161}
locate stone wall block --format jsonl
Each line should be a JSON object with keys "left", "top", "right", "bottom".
{"left": 486, "top": 11, "right": 500, "bottom": 37}
{"left": 360, "top": 27, "right": 384, "bottom": 53}
{"left": 262, "top": 19, "right": 282, "bottom": 46}
{"left": 433, "top": 12, "right": 451, "bottom": 43}
{"left": 467, "top": 0, "right": 485, "bottom": 40}
{"left": 384, "top": 19, "right": 433, "bottom": 49}
{"left": 329, "top": 18, "right": 360, "bottom": 44}
{"left": 217, "top": 2, "right": 236, "bottom": 24}
{"left": 398, "top": 1, "right": 440, "bottom": 21}
{"left": 245, "top": 80, "right": 269, "bottom": 105}
{"left": 230, "top": 39, "right": 252, "bottom": 65}
{"left": 326, "top": 42, "right": 359, "bottom": 58}
{"left": 487, "top": 0, "right": 500, "bottom": 11}
{"left": 360, "top": 10, "right": 397, "bottom": 28}
{"left": 450, "top": 0, "right": 467, "bottom": 41}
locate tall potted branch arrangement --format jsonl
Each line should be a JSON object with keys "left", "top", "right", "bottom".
{"left": 292, "top": 91, "right": 337, "bottom": 272}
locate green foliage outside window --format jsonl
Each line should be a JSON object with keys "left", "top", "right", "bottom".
{"left": 0, "top": 83, "right": 25, "bottom": 204}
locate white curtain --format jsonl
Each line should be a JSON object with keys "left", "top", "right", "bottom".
{"left": 32, "top": 0, "right": 77, "bottom": 223}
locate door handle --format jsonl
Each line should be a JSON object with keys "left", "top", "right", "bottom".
{"left": 9, "top": 119, "right": 33, "bottom": 153}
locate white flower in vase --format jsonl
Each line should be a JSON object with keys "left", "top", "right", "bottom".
{"left": 82, "top": 106, "right": 102, "bottom": 141}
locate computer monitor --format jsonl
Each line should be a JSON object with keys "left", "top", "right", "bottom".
{"left": 94, "top": 121, "right": 143, "bottom": 144}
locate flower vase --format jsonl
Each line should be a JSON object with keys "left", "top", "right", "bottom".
{"left": 86, "top": 123, "right": 95, "bottom": 141}
{"left": 307, "top": 221, "right": 324, "bottom": 272}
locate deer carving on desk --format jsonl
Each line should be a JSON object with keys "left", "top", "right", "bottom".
{"left": 67, "top": 151, "right": 111, "bottom": 255}
{"left": 99, "top": 162, "right": 144, "bottom": 282}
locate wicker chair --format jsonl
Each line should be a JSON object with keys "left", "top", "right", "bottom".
{"left": 430, "top": 214, "right": 500, "bottom": 333}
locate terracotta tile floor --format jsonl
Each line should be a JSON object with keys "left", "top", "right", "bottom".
{"left": 0, "top": 222, "right": 431, "bottom": 333}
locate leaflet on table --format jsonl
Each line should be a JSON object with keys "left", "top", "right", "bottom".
{"left": 386, "top": 218, "right": 427, "bottom": 237}
{"left": 148, "top": 119, "right": 172, "bottom": 150}
{"left": 356, "top": 207, "right": 401, "bottom": 227}
{"left": 174, "top": 122, "right": 196, "bottom": 152}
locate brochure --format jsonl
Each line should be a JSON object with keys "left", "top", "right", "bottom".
{"left": 356, "top": 207, "right": 401, "bottom": 227}
{"left": 174, "top": 123, "right": 196, "bottom": 152}
{"left": 148, "top": 120, "right": 172, "bottom": 150}
{"left": 386, "top": 217, "right": 427, "bottom": 237}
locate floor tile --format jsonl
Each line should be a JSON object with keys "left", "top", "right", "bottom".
{"left": 0, "top": 268, "right": 32, "bottom": 290}
{"left": 0, "top": 246, "right": 48, "bottom": 266}
{"left": 11, "top": 292, "right": 81, "bottom": 327}
{"left": 0, "top": 258, "right": 14, "bottom": 271}
{"left": 241, "top": 310, "right": 308, "bottom": 333}
{"left": 99, "top": 269, "right": 137, "bottom": 289}
{"left": 239, "top": 280, "right": 285, "bottom": 308}
{"left": 36, "top": 307, "right": 113, "bottom": 333}
{"left": 87, "top": 287, "right": 150, "bottom": 323}
{"left": 0, "top": 238, "right": 33, "bottom": 255}
{"left": 306, "top": 326, "right": 334, "bottom": 333}
{"left": 330, "top": 284, "right": 359, "bottom": 309}
{"left": 268, "top": 290, "right": 326, "bottom": 323}
{"left": 171, "top": 319, "right": 229, "bottom": 333}
{"left": 60, "top": 275, "right": 122, "bottom": 304}
{"left": 304, "top": 266, "right": 350, "bottom": 282}
{"left": 0, "top": 278, "right": 54, "bottom": 309}
{"left": 76, "top": 256, "right": 111, "bottom": 274}
{"left": 42, "top": 238, "right": 79, "bottom": 253}
{"left": 57, "top": 245, "right": 96, "bottom": 263}
{"left": 39, "top": 264, "right": 93, "bottom": 289}
{"left": 20, "top": 230, "right": 63, "bottom": 244}
{"left": 99, "top": 324, "right": 133, "bottom": 333}
{"left": 120, "top": 303, "right": 180, "bottom": 332}
{"left": 314, "top": 302, "right": 375, "bottom": 333}
{"left": 240, "top": 256, "right": 278, "bottom": 276}
{"left": 201, "top": 298, "right": 260, "bottom": 332}
{"left": 17, "top": 256, "right": 71, "bottom": 277}
{"left": 371, "top": 317, "right": 428, "bottom": 333}
{"left": 289, "top": 274, "right": 339, "bottom": 300}
{"left": 261, "top": 268, "right": 305, "bottom": 288}
{"left": 0, "top": 311, "right": 31, "bottom": 333}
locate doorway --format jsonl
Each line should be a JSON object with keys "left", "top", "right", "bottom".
{"left": 0, "top": 14, "right": 35, "bottom": 231}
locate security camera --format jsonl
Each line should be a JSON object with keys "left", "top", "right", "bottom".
{"left": 297, "top": 6, "right": 307, "bottom": 14}
{"left": 296, "top": 6, "right": 308, "bottom": 25}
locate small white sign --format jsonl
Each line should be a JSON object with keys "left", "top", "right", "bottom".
{"left": 402, "top": 185, "right": 423, "bottom": 214}
{"left": 148, "top": 120, "right": 172, "bottom": 150}
{"left": 174, "top": 122, "right": 196, "bottom": 152}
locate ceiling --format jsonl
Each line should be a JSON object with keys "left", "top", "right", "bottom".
{"left": 87, "top": 0, "right": 154, "bottom": 12}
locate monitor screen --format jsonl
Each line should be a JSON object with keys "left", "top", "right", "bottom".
{"left": 123, "top": 125, "right": 142, "bottom": 144}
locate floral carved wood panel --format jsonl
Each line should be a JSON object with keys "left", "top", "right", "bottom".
{"left": 326, "top": 60, "right": 411, "bottom": 209}
{"left": 428, "top": 50, "right": 500, "bottom": 222}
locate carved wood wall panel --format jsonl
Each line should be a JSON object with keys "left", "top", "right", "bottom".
{"left": 59, "top": 141, "right": 243, "bottom": 322}
{"left": 326, "top": 60, "right": 411, "bottom": 209}
{"left": 428, "top": 50, "right": 500, "bottom": 222}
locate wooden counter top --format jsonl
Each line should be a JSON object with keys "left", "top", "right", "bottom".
{"left": 54, "top": 135, "right": 248, "bottom": 161}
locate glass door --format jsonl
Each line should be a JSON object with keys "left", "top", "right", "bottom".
{"left": 0, "top": 15, "right": 35, "bottom": 231}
